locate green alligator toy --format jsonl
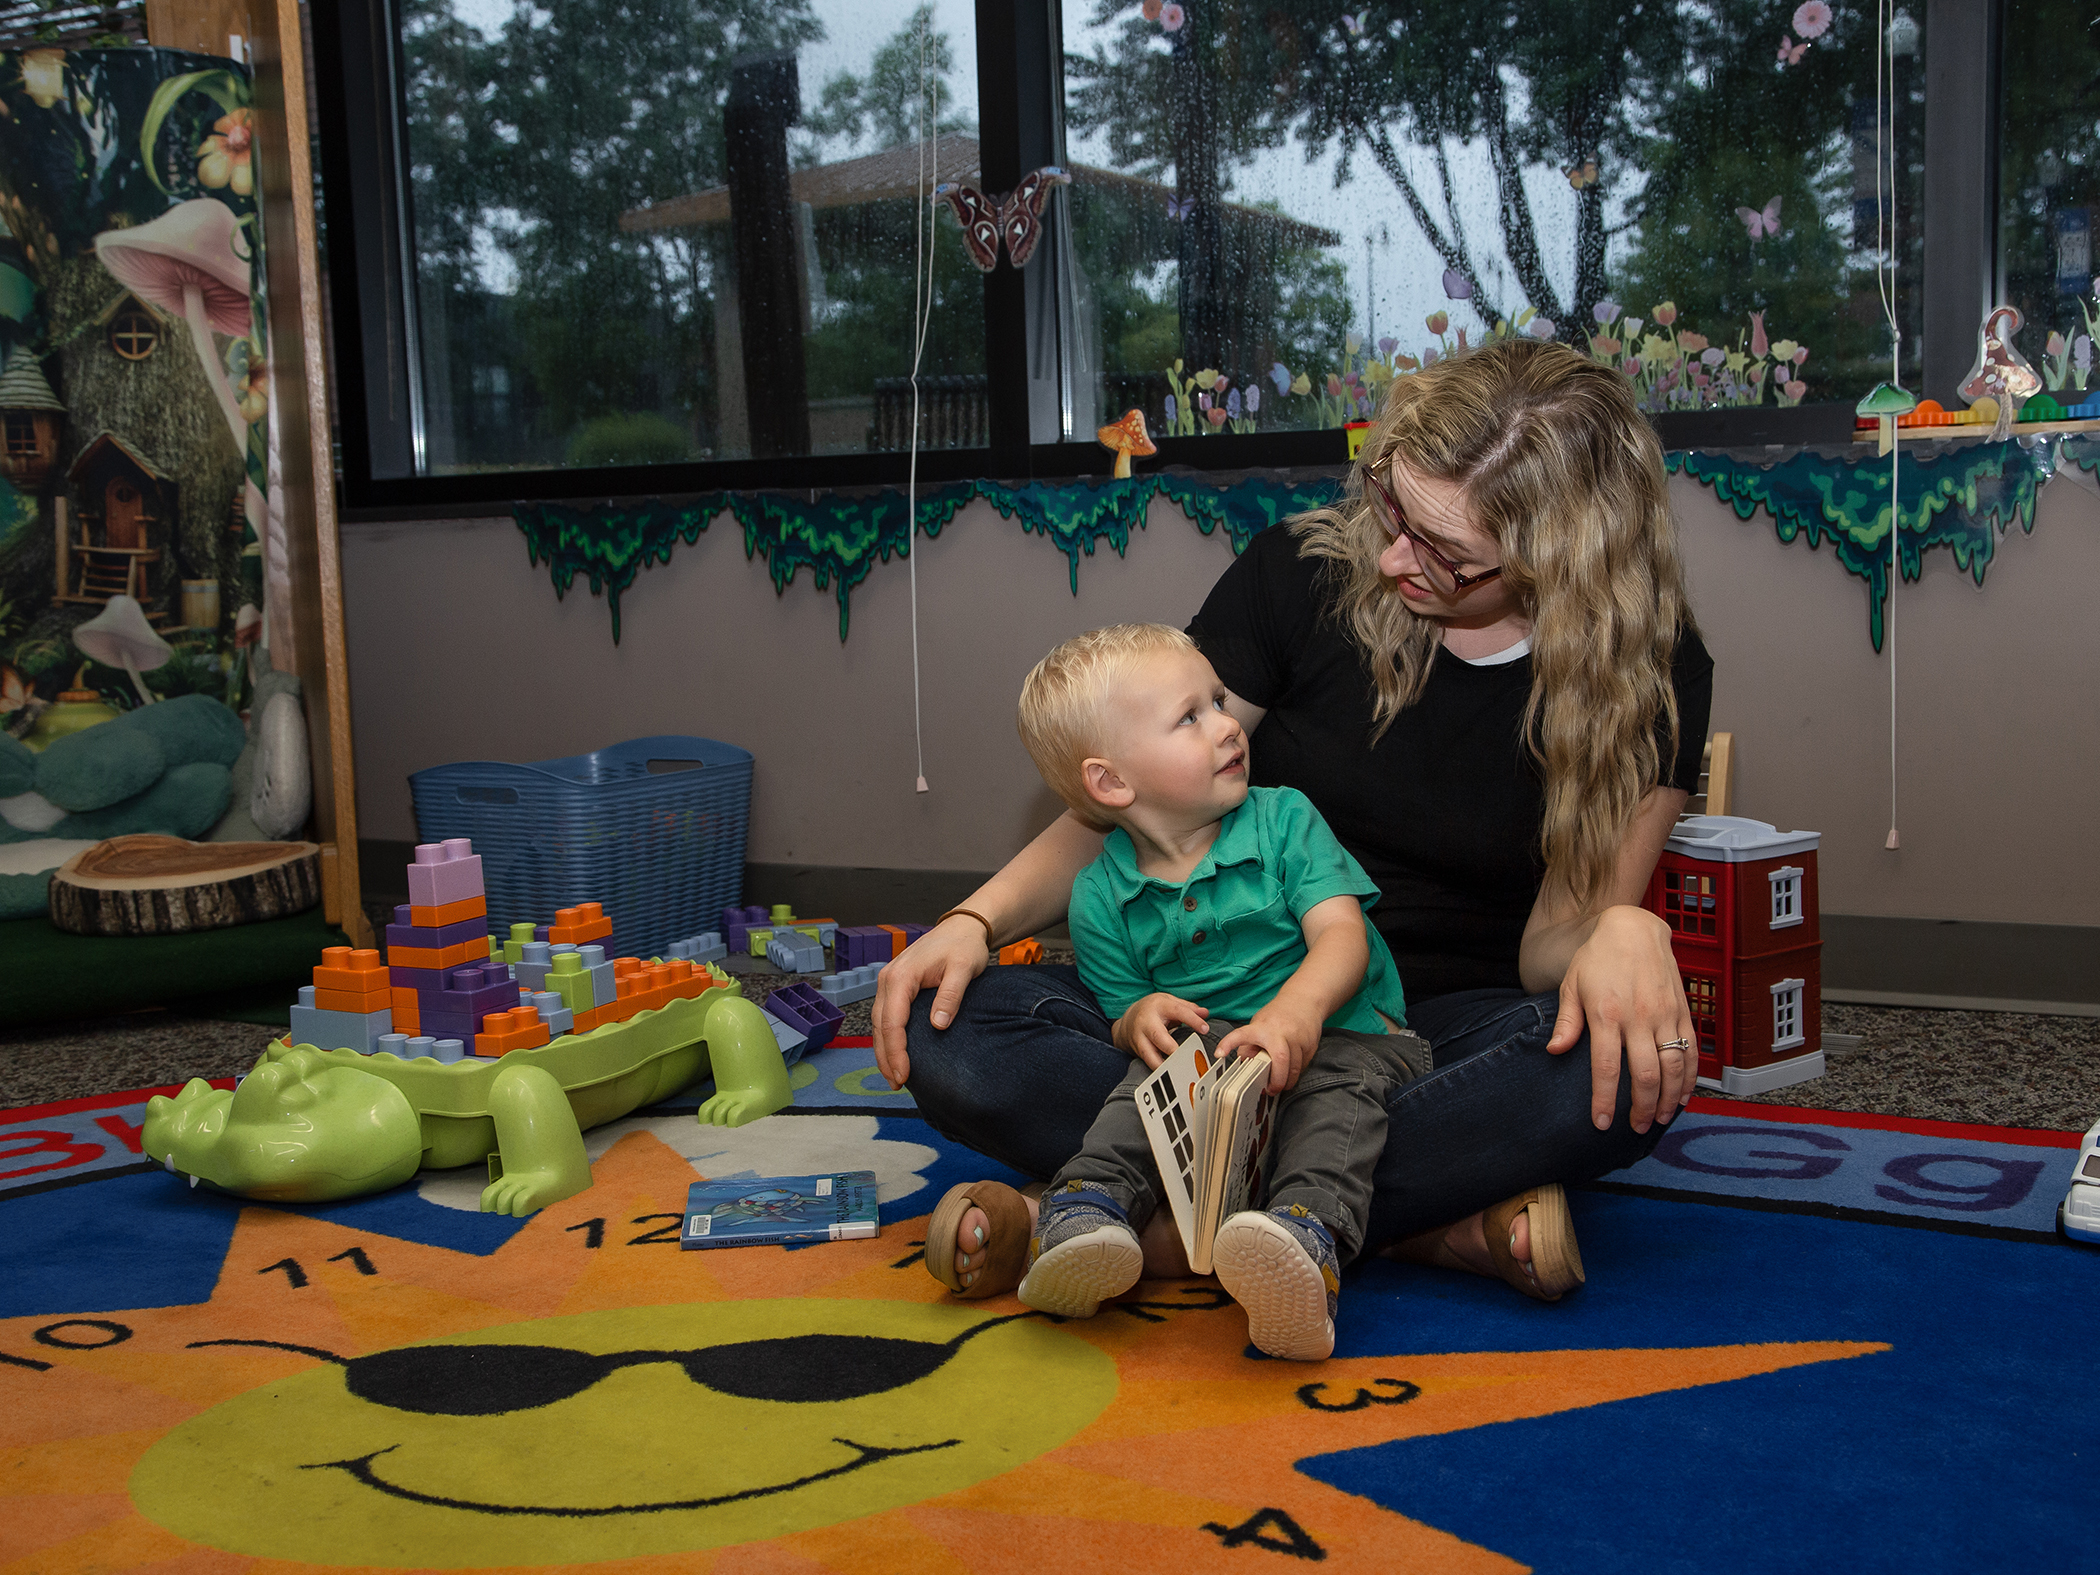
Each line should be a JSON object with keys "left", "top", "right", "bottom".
{"left": 141, "top": 986, "right": 792, "bottom": 1216}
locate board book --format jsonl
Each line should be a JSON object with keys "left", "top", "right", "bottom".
{"left": 680, "top": 1171, "right": 880, "bottom": 1249}
{"left": 1135, "top": 1033, "right": 1277, "bottom": 1274}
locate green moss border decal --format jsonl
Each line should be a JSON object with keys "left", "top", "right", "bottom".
{"left": 515, "top": 440, "right": 2086, "bottom": 648}
{"left": 1666, "top": 437, "right": 2080, "bottom": 651}
{"left": 513, "top": 473, "right": 1344, "bottom": 642}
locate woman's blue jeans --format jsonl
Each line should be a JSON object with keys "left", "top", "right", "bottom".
{"left": 900, "top": 965, "right": 1671, "bottom": 1258}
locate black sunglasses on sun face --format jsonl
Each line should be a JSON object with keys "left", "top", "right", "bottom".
{"left": 1365, "top": 464, "right": 1504, "bottom": 593}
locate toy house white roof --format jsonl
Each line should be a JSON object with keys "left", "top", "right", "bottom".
{"left": 1664, "top": 815, "right": 1821, "bottom": 863}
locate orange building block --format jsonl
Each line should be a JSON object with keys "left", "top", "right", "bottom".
{"left": 409, "top": 894, "right": 488, "bottom": 929}
{"left": 878, "top": 925, "right": 907, "bottom": 959}
{"left": 998, "top": 938, "right": 1045, "bottom": 967}
{"left": 474, "top": 1006, "right": 551, "bottom": 1057}
{"left": 313, "top": 947, "right": 388, "bottom": 992}
{"left": 315, "top": 985, "right": 391, "bottom": 1014}
{"left": 549, "top": 902, "right": 614, "bottom": 946}
{"left": 388, "top": 934, "right": 492, "bottom": 972}
{"left": 390, "top": 988, "right": 422, "bottom": 1035}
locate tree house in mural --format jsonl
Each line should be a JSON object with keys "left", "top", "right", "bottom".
{"left": 0, "top": 346, "right": 64, "bottom": 492}
{"left": 56, "top": 432, "right": 177, "bottom": 625}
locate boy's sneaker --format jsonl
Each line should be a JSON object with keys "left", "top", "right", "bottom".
{"left": 1017, "top": 1182, "right": 1144, "bottom": 1318}
{"left": 1212, "top": 1204, "right": 1339, "bottom": 1360}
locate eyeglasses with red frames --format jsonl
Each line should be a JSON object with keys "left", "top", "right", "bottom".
{"left": 1365, "top": 463, "right": 1505, "bottom": 594}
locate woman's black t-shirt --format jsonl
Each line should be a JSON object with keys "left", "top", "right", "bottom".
{"left": 1188, "top": 525, "right": 1714, "bottom": 1001}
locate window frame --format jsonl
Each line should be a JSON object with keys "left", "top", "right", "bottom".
{"left": 314, "top": 0, "right": 1997, "bottom": 515}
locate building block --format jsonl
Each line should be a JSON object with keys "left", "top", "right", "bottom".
{"left": 386, "top": 910, "right": 493, "bottom": 953}
{"left": 877, "top": 924, "right": 908, "bottom": 958}
{"left": 409, "top": 894, "right": 488, "bottom": 930}
{"left": 817, "top": 963, "right": 883, "bottom": 1007}
{"left": 901, "top": 923, "right": 928, "bottom": 947}
{"left": 497, "top": 923, "right": 538, "bottom": 965}
{"left": 407, "top": 838, "right": 485, "bottom": 909}
{"left": 474, "top": 1005, "right": 551, "bottom": 1057}
{"left": 766, "top": 930, "right": 825, "bottom": 973}
{"left": 998, "top": 938, "right": 1045, "bottom": 966}
{"left": 529, "top": 990, "right": 575, "bottom": 1038}
{"left": 547, "top": 952, "right": 596, "bottom": 1013}
{"left": 388, "top": 988, "right": 422, "bottom": 1034}
{"left": 757, "top": 1006, "right": 808, "bottom": 1064}
{"left": 514, "top": 941, "right": 553, "bottom": 992}
{"left": 388, "top": 933, "right": 491, "bottom": 972}
{"left": 722, "top": 904, "right": 769, "bottom": 952}
{"left": 288, "top": 997, "right": 393, "bottom": 1054}
{"left": 583, "top": 945, "right": 616, "bottom": 1005}
{"left": 765, "top": 982, "right": 842, "bottom": 1055}
{"left": 667, "top": 932, "right": 727, "bottom": 965}
{"left": 315, "top": 983, "right": 392, "bottom": 1014}
{"left": 549, "top": 902, "right": 614, "bottom": 947}
{"left": 313, "top": 946, "right": 388, "bottom": 993}
{"left": 833, "top": 927, "right": 887, "bottom": 970}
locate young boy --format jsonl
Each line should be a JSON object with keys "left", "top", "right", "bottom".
{"left": 1011, "top": 623, "right": 1424, "bottom": 1360}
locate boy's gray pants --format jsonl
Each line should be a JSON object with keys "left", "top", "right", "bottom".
{"left": 1047, "top": 1026, "right": 1429, "bottom": 1264}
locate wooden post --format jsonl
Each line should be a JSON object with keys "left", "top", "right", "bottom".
{"left": 724, "top": 52, "right": 809, "bottom": 460}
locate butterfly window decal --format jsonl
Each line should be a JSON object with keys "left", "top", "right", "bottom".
{"left": 1341, "top": 11, "right": 1366, "bottom": 36}
{"left": 1564, "top": 160, "right": 1599, "bottom": 191}
{"left": 1737, "top": 196, "right": 1782, "bottom": 241}
{"left": 935, "top": 167, "right": 1073, "bottom": 272}
{"left": 1165, "top": 194, "right": 1195, "bottom": 221}
{"left": 1776, "top": 34, "right": 1808, "bottom": 66}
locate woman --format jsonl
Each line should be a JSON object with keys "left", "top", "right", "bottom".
{"left": 875, "top": 337, "right": 1712, "bottom": 1304}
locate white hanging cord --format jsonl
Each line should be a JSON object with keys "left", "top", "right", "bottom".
{"left": 906, "top": 11, "right": 939, "bottom": 794}
{"left": 1877, "top": 0, "right": 1901, "bottom": 851}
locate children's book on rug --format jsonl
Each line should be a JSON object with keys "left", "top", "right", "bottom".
{"left": 1136, "top": 1032, "right": 1276, "bottom": 1274}
{"left": 681, "top": 1171, "right": 879, "bottom": 1249}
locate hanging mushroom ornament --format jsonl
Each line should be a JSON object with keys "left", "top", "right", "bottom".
{"left": 92, "top": 200, "right": 252, "bottom": 457}
{"left": 1096, "top": 408, "right": 1157, "bottom": 479}
{"left": 72, "top": 595, "right": 173, "bottom": 707}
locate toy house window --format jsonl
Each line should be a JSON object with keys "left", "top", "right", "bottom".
{"left": 3, "top": 413, "right": 36, "bottom": 455}
{"left": 1682, "top": 970, "right": 1719, "bottom": 1061}
{"left": 1770, "top": 979, "right": 1806, "bottom": 1052}
{"left": 1768, "top": 866, "right": 1804, "bottom": 929}
{"left": 1661, "top": 870, "right": 1719, "bottom": 937}
{"left": 107, "top": 306, "right": 159, "bottom": 361}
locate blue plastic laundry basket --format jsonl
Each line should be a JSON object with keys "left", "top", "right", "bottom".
{"left": 409, "top": 735, "right": 751, "bottom": 962}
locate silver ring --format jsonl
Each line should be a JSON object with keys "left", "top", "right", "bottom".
{"left": 1659, "top": 1038, "right": 1692, "bottom": 1053}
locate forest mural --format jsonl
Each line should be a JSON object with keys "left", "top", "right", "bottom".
{"left": 0, "top": 45, "right": 267, "bottom": 745}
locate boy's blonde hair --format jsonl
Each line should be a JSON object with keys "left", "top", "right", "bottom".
{"left": 1018, "top": 623, "right": 1196, "bottom": 825}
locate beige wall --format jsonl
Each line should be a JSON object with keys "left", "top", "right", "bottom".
{"left": 340, "top": 465, "right": 2099, "bottom": 926}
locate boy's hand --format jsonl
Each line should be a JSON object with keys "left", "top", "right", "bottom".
{"left": 1115, "top": 993, "right": 1209, "bottom": 1068}
{"left": 1217, "top": 999, "right": 1325, "bottom": 1093}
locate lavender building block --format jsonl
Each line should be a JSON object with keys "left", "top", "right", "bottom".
{"left": 406, "top": 839, "right": 486, "bottom": 908}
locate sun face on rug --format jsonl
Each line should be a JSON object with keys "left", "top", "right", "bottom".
{"left": 3, "top": 1125, "right": 1889, "bottom": 1572}
{"left": 132, "top": 1299, "right": 1112, "bottom": 1564}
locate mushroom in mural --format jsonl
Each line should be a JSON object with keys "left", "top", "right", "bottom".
{"left": 92, "top": 199, "right": 252, "bottom": 457}
{"left": 1096, "top": 408, "right": 1157, "bottom": 479}
{"left": 73, "top": 595, "right": 173, "bottom": 707}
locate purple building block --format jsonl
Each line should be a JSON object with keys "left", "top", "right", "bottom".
{"left": 764, "top": 981, "right": 842, "bottom": 1055}
{"left": 386, "top": 911, "right": 497, "bottom": 952}
{"left": 836, "top": 926, "right": 893, "bottom": 971}
{"left": 389, "top": 963, "right": 449, "bottom": 992}
{"left": 722, "top": 904, "right": 769, "bottom": 952}
{"left": 406, "top": 839, "right": 486, "bottom": 908}
{"left": 900, "top": 924, "right": 929, "bottom": 947}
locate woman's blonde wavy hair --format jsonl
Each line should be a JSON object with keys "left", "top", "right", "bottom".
{"left": 1290, "top": 336, "right": 1694, "bottom": 910}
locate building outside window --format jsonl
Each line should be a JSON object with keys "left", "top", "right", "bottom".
{"left": 1771, "top": 978, "right": 1806, "bottom": 1051}
{"left": 1768, "top": 865, "right": 1804, "bottom": 928}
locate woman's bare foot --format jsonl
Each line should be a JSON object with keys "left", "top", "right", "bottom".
{"left": 950, "top": 1188, "right": 1193, "bottom": 1287}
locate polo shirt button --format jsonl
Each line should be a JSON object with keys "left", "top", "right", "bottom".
{"left": 1192, "top": 930, "right": 1207, "bottom": 943}
{"left": 1182, "top": 896, "right": 1197, "bottom": 911}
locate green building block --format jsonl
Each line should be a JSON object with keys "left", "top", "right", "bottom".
{"left": 501, "top": 923, "right": 537, "bottom": 965}
{"left": 548, "top": 951, "right": 595, "bottom": 1011}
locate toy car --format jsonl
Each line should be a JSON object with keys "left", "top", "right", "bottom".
{"left": 2059, "top": 1117, "right": 2100, "bottom": 1245}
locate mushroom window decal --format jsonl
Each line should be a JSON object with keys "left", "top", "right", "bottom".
{"left": 1096, "top": 408, "right": 1156, "bottom": 479}
{"left": 73, "top": 594, "right": 173, "bottom": 707}
{"left": 92, "top": 199, "right": 252, "bottom": 457}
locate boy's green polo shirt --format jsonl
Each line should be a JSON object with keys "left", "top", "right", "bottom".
{"left": 1069, "top": 785, "right": 1407, "bottom": 1032}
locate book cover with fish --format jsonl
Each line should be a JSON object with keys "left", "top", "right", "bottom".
{"left": 680, "top": 1171, "right": 880, "bottom": 1249}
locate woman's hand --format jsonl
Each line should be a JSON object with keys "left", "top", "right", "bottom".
{"left": 1115, "top": 993, "right": 1210, "bottom": 1068}
{"left": 873, "top": 915, "right": 990, "bottom": 1090}
{"left": 1544, "top": 904, "right": 1699, "bottom": 1133}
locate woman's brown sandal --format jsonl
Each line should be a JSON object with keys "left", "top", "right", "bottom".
{"left": 924, "top": 1180, "right": 1032, "bottom": 1299}
{"left": 1385, "top": 1182, "right": 1586, "bottom": 1303}
{"left": 1482, "top": 1183, "right": 1586, "bottom": 1302}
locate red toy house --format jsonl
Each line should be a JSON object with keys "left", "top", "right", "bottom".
{"left": 1644, "top": 815, "right": 1826, "bottom": 1097}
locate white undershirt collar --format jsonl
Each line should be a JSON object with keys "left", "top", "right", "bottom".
{"left": 1449, "top": 635, "right": 1532, "bottom": 667}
